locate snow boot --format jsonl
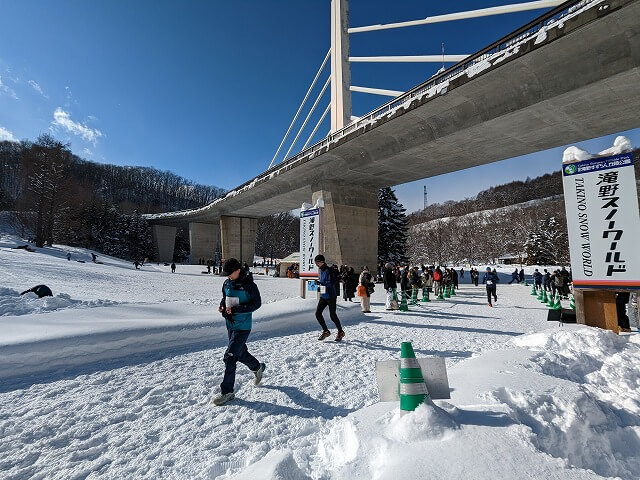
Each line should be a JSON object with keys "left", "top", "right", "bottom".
{"left": 254, "top": 363, "right": 266, "bottom": 385}
{"left": 335, "top": 331, "right": 345, "bottom": 342}
{"left": 318, "top": 330, "right": 331, "bottom": 341}
{"left": 212, "top": 392, "right": 235, "bottom": 406}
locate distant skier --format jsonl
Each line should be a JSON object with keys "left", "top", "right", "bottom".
{"left": 91, "top": 253, "right": 98, "bottom": 263}
{"left": 134, "top": 260, "right": 140, "bottom": 269}
{"left": 314, "top": 254, "right": 345, "bottom": 341}
{"left": 482, "top": 267, "right": 499, "bottom": 307}
{"left": 66, "top": 253, "right": 71, "bottom": 261}
{"left": 20, "top": 285, "right": 53, "bottom": 298}
{"left": 171, "top": 262, "right": 176, "bottom": 273}
{"left": 213, "top": 258, "right": 266, "bottom": 406}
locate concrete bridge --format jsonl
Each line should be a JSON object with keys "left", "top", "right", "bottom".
{"left": 148, "top": 0, "right": 640, "bottom": 268}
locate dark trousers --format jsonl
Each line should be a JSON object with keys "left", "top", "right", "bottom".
{"left": 617, "top": 292, "right": 631, "bottom": 329}
{"left": 221, "top": 328, "right": 260, "bottom": 394}
{"left": 316, "top": 296, "right": 343, "bottom": 332}
{"left": 473, "top": 278, "right": 478, "bottom": 286}
{"left": 486, "top": 285, "right": 497, "bottom": 305}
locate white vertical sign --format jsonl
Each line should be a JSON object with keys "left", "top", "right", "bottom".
{"left": 562, "top": 152, "right": 640, "bottom": 289}
{"left": 300, "top": 207, "right": 321, "bottom": 277}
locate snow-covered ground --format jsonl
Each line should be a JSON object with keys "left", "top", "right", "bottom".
{"left": 1, "top": 235, "right": 639, "bottom": 479}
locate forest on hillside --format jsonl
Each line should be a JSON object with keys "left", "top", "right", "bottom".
{"left": 0, "top": 135, "right": 226, "bottom": 259}
{"left": 406, "top": 149, "right": 640, "bottom": 265}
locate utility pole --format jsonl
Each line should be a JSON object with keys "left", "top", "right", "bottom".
{"left": 423, "top": 186, "right": 428, "bottom": 209}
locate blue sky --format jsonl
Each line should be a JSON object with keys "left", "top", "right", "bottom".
{"left": 1, "top": 1, "right": 638, "bottom": 213}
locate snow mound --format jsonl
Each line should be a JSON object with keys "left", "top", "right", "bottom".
{"left": 229, "top": 449, "right": 311, "bottom": 480}
{"left": 384, "top": 400, "right": 459, "bottom": 443}
{"left": 0, "top": 287, "right": 117, "bottom": 316}
{"left": 562, "top": 145, "right": 592, "bottom": 163}
{"left": 598, "top": 135, "right": 632, "bottom": 156}
{"left": 498, "top": 327, "right": 640, "bottom": 478}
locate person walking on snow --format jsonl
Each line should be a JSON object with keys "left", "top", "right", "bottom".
{"left": 508, "top": 269, "right": 519, "bottom": 284}
{"left": 315, "top": 255, "right": 345, "bottom": 341}
{"left": 171, "top": 262, "right": 176, "bottom": 273}
{"left": 359, "top": 266, "right": 374, "bottom": 313}
{"left": 483, "top": 267, "right": 499, "bottom": 307}
{"left": 383, "top": 262, "right": 398, "bottom": 310}
{"left": 213, "top": 258, "right": 266, "bottom": 406}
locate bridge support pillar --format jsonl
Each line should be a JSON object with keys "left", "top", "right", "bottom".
{"left": 312, "top": 183, "right": 377, "bottom": 270}
{"left": 220, "top": 216, "right": 257, "bottom": 266}
{"left": 189, "top": 222, "right": 220, "bottom": 265}
{"left": 152, "top": 225, "right": 176, "bottom": 263}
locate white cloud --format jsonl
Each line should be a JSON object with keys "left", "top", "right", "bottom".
{"left": 82, "top": 147, "right": 92, "bottom": 157}
{"left": 28, "top": 80, "right": 48, "bottom": 98}
{"left": 0, "top": 75, "right": 19, "bottom": 100}
{"left": 0, "top": 126, "right": 17, "bottom": 142}
{"left": 51, "top": 107, "right": 103, "bottom": 144}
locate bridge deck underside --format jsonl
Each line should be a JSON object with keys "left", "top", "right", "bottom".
{"left": 153, "top": 0, "right": 640, "bottom": 224}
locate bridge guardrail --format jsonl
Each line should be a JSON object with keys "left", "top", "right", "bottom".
{"left": 262, "top": 0, "right": 592, "bottom": 177}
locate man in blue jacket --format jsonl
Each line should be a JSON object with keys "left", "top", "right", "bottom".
{"left": 213, "top": 258, "right": 266, "bottom": 406}
{"left": 482, "top": 267, "right": 500, "bottom": 307}
{"left": 315, "top": 254, "right": 345, "bottom": 341}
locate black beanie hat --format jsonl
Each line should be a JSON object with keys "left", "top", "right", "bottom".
{"left": 314, "top": 254, "right": 325, "bottom": 263}
{"left": 222, "top": 258, "right": 242, "bottom": 275}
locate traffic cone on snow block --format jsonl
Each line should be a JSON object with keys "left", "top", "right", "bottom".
{"left": 530, "top": 285, "right": 537, "bottom": 295}
{"left": 547, "top": 292, "right": 556, "bottom": 308}
{"left": 444, "top": 286, "right": 451, "bottom": 298}
{"left": 537, "top": 289, "right": 543, "bottom": 301}
{"left": 399, "top": 291, "right": 409, "bottom": 312}
{"left": 399, "top": 342, "right": 429, "bottom": 413}
{"left": 422, "top": 288, "right": 430, "bottom": 302}
{"left": 450, "top": 285, "right": 456, "bottom": 296}
{"left": 410, "top": 288, "right": 418, "bottom": 305}
{"left": 552, "top": 295, "right": 562, "bottom": 310}
{"left": 437, "top": 289, "right": 444, "bottom": 300}
{"left": 569, "top": 295, "right": 575, "bottom": 310}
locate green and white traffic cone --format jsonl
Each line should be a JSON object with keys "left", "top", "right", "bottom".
{"left": 530, "top": 285, "right": 537, "bottom": 295}
{"left": 569, "top": 295, "right": 575, "bottom": 310}
{"left": 547, "top": 292, "right": 556, "bottom": 308}
{"left": 422, "top": 288, "right": 430, "bottom": 302}
{"left": 450, "top": 284, "right": 457, "bottom": 296}
{"left": 437, "top": 288, "right": 444, "bottom": 300}
{"left": 444, "top": 286, "right": 451, "bottom": 298}
{"left": 537, "top": 288, "right": 543, "bottom": 301}
{"left": 399, "top": 341, "right": 429, "bottom": 413}
{"left": 399, "top": 291, "right": 409, "bottom": 312}
{"left": 411, "top": 288, "right": 418, "bottom": 305}
{"left": 541, "top": 290, "right": 548, "bottom": 303}
{"left": 552, "top": 294, "right": 562, "bottom": 310}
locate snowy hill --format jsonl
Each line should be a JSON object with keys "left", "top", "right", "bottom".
{"left": 1, "top": 235, "right": 639, "bottom": 479}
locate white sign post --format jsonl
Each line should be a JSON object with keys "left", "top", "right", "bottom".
{"left": 299, "top": 207, "right": 322, "bottom": 298}
{"left": 562, "top": 152, "right": 640, "bottom": 289}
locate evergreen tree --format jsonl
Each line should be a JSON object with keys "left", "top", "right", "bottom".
{"left": 378, "top": 187, "right": 409, "bottom": 265}
{"left": 525, "top": 216, "right": 566, "bottom": 265}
